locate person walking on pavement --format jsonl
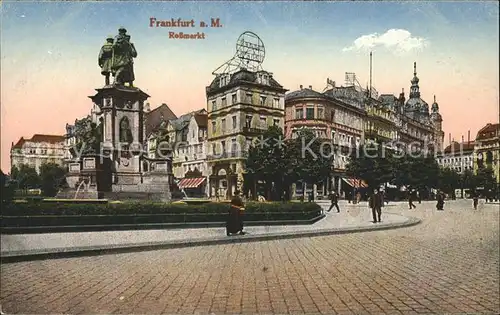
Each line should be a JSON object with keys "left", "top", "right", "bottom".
{"left": 436, "top": 190, "right": 444, "bottom": 210}
{"left": 408, "top": 190, "right": 417, "bottom": 209}
{"left": 472, "top": 190, "right": 479, "bottom": 210}
{"left": 227, "top": 190, "right": 245, "bottom": 236}
{"left": 369, "top": 189, "right": 382, "bottom": 223}
{"left": 327, "top": 191, "right": 340, "bottom": 213}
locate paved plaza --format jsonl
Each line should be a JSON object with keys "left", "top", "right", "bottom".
{"left": 1, "top": 200, "right": 499, "bottom": 314}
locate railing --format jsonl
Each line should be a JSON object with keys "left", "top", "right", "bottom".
{"left": 243, "top": 127, "right": 266, "bottom": 134}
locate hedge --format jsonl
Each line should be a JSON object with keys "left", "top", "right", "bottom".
{"left": 1, "top": 201, "right": 322, "bottom": 216}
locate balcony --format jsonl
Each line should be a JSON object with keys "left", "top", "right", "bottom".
{"left": 207, "top": 151, "right": 248, "bottom": 161}
{"left": 243, "top": 126, "right": 266, "bottom": 134}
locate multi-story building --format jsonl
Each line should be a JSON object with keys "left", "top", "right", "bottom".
{"left": 436, "top": 141, "right": 475, "bottom": 173}
{"left": 474, "top": 123, "right": 500, "bottom": 185}
{"left": 170, "top": 110, "right": 209, "bottom": 197}
{"left": 285, "top": 83, "right": 366, "bottom": 197}
{"left": 206, "top": 69, "right": 287, "bottom": 199}
{"left": 10, "top": 134, "right": 66, "bottom": 173}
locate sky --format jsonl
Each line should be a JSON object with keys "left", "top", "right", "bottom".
{"left": 1, "top": 1, "right": 499, "bottom": 172}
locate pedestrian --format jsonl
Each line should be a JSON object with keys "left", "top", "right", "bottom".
{"left": 408, "top": 190, "right": 417, "bottom": 209}
{"left": 369, "top": 189, "right": 382, "bottom": 223}
{"left": 436, "top": 190, "right": 444, "bottom": 210}
{"left": 226, "top": 190, "right": 245, "bottom": 236}
{"left": 327, "top": 191, "right": 340, "bottom": 213}
{"left": 472, "top": 190, "right": 479, "bottom": 210}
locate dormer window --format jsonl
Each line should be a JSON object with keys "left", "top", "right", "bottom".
{"left": 262, "top": 74, "right": 268, "bottom": 85}
{"left": 219, "top": 74, "right": 230, "bottom": 86}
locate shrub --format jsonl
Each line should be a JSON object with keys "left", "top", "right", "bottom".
{"left": 1, "top": 201, "right": 322, "bottom": 216}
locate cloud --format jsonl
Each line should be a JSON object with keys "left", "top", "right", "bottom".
{"left": 343, "top": 29, "right": 429, "bottom": 53}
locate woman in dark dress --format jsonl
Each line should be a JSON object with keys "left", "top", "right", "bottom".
{"left": 226, "top": 190, "right": 245, "bottom": 236}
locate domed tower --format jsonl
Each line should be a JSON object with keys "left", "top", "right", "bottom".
{"left": 405, "top": 62, "right": 423, "bottom": 120}
{"left": 430, "top": 95, "right": 444, "bottom": 151}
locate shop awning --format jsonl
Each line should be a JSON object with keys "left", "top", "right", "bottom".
{"left": 178, "top": 177, "right": 206, "bottom": 189}
{"left": 342, "top": 177, "right": 368, "bottom": 188}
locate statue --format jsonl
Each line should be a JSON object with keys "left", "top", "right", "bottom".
{"left": 73, "top": 116, "right": 101, "bottom": 156}
{"left": 98, "top": 35, "right": 114, "bottom": 85}
{"left": 110, "top": 27, "right": 138, "bottom": 87}
{"left": 119, "top": 117, "right": 133, "bottom": 143}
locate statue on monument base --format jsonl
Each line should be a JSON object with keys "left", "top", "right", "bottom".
{"left": 98, "top": 27, "right": 138, "bottom": 87}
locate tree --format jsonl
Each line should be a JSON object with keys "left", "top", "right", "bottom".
{"left": 11, "top": 164, "right": 40, "bottom": 191}
{"left": 476, "top": 167, "right": 497, "bottom": 192}
{"left": 245, "top": 125, "right": 289, "bottom": 200}
{"left": 346, "top": 142, "right": 393, "bottom": 190}
{"left": 39, "top": 162, "right": 67, "bottom": 197}
{"left": 1, "top": 170, "right": 14, "bottom": 205}
{"left": 438, "top": 167, "right": 461, "bottom": 197}
{"left": 286, "top": 129, "right": 334, "bottom": 196}
{"left": 391, "top": 153, "right": 439, "bottom": 194}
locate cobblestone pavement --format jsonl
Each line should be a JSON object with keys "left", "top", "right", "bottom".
{"left": 1, "top": 200, "right": 499, "bottom": 314}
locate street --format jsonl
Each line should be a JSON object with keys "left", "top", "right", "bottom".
{"left": 1, "top": 200, "right": 499, "bottom": 314}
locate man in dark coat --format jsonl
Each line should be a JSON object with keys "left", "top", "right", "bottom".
{"left": 327, "top": 191, "right": 340, "bottom": 213}
{"left": 472, "top": 190, "right": 479, "bottom": 210}
{"left": 227, "top": 190, "right": 245, "bottom": 236}
{"left": 369, "top": 189, "right": 382, "bottom": 223}
{"left": 408, "top": 190, "right": 417, "bottom": 209}
{"left": 436, "top": 190, "right": 445, "bottom": 210}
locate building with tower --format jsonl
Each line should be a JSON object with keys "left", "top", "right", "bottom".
{"left": 474, "top": 123, "right": 500, "bottom": 186}
{"left": 206, "top": 32, "right": 287, "bottom": 199}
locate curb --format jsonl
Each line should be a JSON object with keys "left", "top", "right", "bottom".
{"left": 0, "top": 216, "right": 421, "bottom": 263}
{"left": 0, "top": 214, "right": 326, "bottom": 234}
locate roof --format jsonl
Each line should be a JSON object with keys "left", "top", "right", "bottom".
{"left": 206, "top": 69, "right": 286, "bottom": 94}
{"left": 170, "top": 109, "right": 206, "bottom": 131}
{"left": 285, "top": 88, "right": 326, "bottom": 101}
{"left": 145, "top": 103, "right": 178, "bottom": 135}
{"left": 443, "top": 141, "right": 476, "bottom": 154}
{"left": 476, "top": 123, "right": 500, "bottom": 141}
{"left": 378, "top": 94, "right": 399, "bottom": 107}
{"left": 194, "top": 113, "right": 208, "bottom": 128}
{"left": 12, "top": 134, "right": 64, "bottom": 149}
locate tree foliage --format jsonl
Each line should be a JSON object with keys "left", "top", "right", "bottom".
{"left": 39, "top": 163, "right": 67, "bottom": 197}
{"left": 476, "top": 167, "right": 497, "bottom": 191}
{"left": 346, "top": 143, "right": 394, "bottom": 190}
{"left": 245, "top": 127, "right": 334, "bottom": 200}
{"left": 10, "top": 164, "right": 40, "bottom": 190}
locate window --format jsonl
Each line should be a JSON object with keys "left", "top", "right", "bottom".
{"left": 245, "top": 115, "right": 252, "bottom": 128}
{"left": 295, "top": 108, "right": 303, "bottom": 119}
{"left": 221, "top": 97, "right": 227, "bottom": 107}
{"left": 231, "top": 94, "right": 237, "bottom": 104}
{"left": 330, "top": 111, "right": 335, "bottom": 121}
{"left": 212, "top": 100, "right": 217, "bottom": 111}
{"left": 232, "top": 116, "right": 237, "bottom": 129}
{"left": 317, "top": 107, "right": 324, "bottom": 119}
{"left": 273, "top": 119, "right": 280, "bottom": 126}
{"left": 246, "top": 93, "right": 252, "bottom": 104}
{"left": 221, "top": 141, "right": 226, "bottom": 153}
{"left": 260, "top": 96, "right": 267, "bottom": 106}
{"left": 231, "top": 138, "right": 237, "bottom": 152}
{"left": 246, "top": 138, "right": 252, "bottom": 150}
{"left": 306, "top": 107, "right": 315, "bottom": 119}
{"left": 192, "top": 129, "right": 195, "bottom": 138}
{"left": 260, "top": 117, "right": 266, "bottom": 128}
{"left": 212, "top": 144, "right": 216, "bottom": 154}
{"left": 212, "top": 121, "right": 216, "bottom": 133}
{"left": 273, "top": 98, "right": 279, "bottom": 108}
{"left": 221, "top": 118, "right": 226, "bottom": 132}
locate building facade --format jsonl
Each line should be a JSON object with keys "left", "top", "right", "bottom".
{"left": 474, "top": 123, "right": 500, "bottom": 184}
{"left": 206, "top": 69, "right": 287, "bottom": 199}
{"left": 285, "top": 83, "right": 366, "bottom": 197}
{"left": 10, "top": 134, "right": 66, "bottom": 173}
{"left": 436, "top": 141, "right": 475, "bottom": 173}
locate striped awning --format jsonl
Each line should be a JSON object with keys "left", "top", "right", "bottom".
{"left": 342, "top": 177, "right": 368, "bottom": 188}
{"left": 178, "top": 177, "right": 206, "bottom": 189}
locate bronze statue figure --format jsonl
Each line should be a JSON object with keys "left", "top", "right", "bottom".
{"left": 111, "top": 27, "right": 138, "bottom": 87}
{"left": 98, "top": 35, "right": 114, "bottom": 85}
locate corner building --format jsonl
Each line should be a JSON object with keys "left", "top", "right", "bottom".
{"left": 206, "top": 69, "right": 287, "bottom": 199}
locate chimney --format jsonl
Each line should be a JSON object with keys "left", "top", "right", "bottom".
{"left": 309, "top": 85, "right": 312, "bottom": 89}
{"left": 300, "top": 85, "right": 303, "bottom": 89}
{"left": 468, "top": 130, "right": 470, "bottom": 144}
